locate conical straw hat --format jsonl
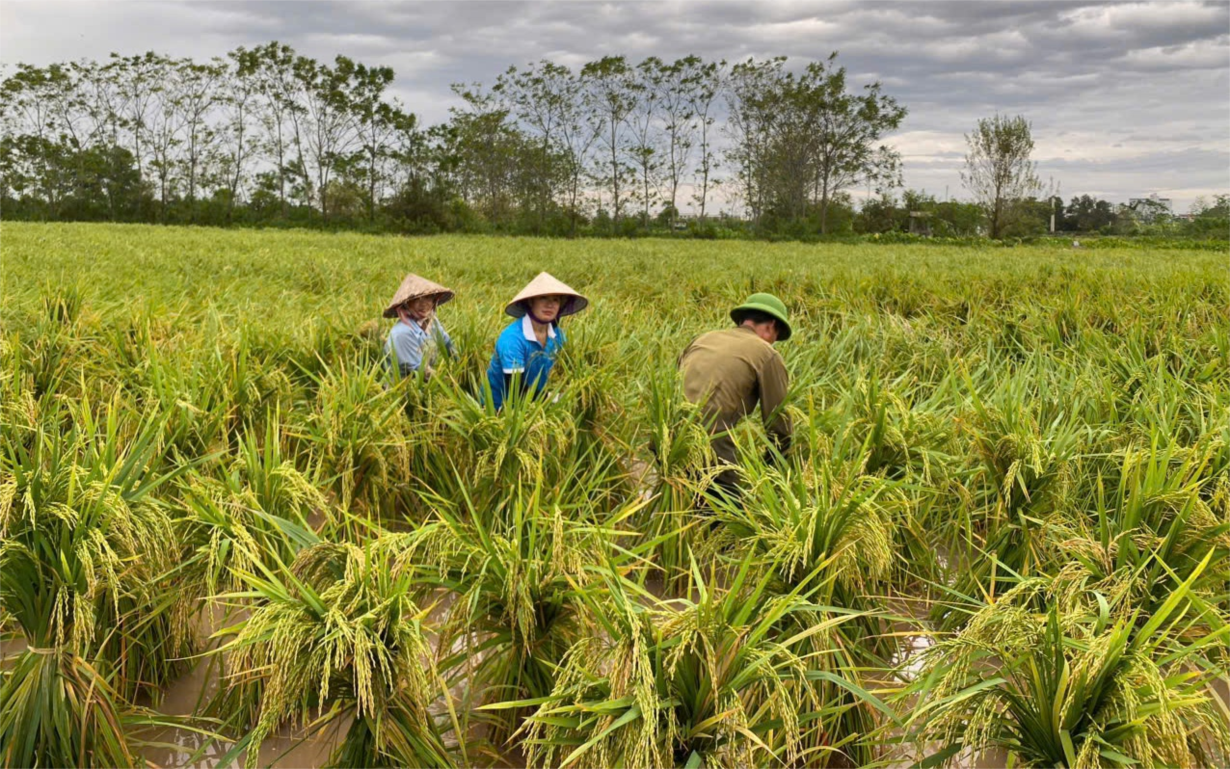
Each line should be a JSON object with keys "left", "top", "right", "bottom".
{"left": 505, "top": 272, "right": 589, "bottom": 318}
{"left": 383, "top": 274, "right": 455, "bottom": 318}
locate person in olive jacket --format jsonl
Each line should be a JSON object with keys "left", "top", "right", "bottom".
{"left": 678, "top": 292, "right": 793, "bottom": 495}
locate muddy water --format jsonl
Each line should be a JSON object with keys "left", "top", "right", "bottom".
{"left": 885, "top": 599, "right": 1030, "bottom": 769}
{"left": 136, "top": 654, "right": 353, "bottom": 769}
{"left": 124, "top": 628, "right": 986, "bottom": 769}
{"left": 0, "top": 635, "right": 29, "bottom": 658}
{"left": 10, "top": 560, "right": 1221, "bottom": 768}
{"left": 134, "top": 603, "right": 350, "bottom": 769}
{"left": 0, "top": 629, "right": 342, "bottom": 769}
{"left": 139, "top": 717, "right": 349, "bottom": 769}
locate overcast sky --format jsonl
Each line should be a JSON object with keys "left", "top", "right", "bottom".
{"left": 2, "top": 0, "right": 1227, "bottom": 213}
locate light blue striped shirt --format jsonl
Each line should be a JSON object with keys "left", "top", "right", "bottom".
{"left": 385, "top": 318, "right": 455, "bottom": 377}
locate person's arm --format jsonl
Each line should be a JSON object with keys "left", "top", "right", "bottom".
{"left": 758, "top": 351, "right": 792, "bottom": 454}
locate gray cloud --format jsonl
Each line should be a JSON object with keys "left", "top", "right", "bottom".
{"left": 1, "top": 0, "right": 1226, "bottom": 211}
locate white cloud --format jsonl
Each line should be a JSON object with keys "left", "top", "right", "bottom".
{"left": 1062, "top": 1, "right": 1225, "bottom": 34}
{"left": 890, "top": 130, "right": 967, "bottom": 160}
{"left": 1116, "top": 38, "right": 1230, "bottom": 71}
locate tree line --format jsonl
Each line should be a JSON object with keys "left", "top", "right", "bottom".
{"left": 1, "top": 44, "right": 903, "bottom": 235}
{"left": 2, "top": 43, "right": 1225, "bottom": 240}
{"left": 1, "top": 44, "right": 418, "bottom": 227}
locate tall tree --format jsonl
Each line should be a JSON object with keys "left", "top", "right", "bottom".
{"left": 250, "top": 42, "right": 307, "bottom": 217}
{"left": 0, "top": 66, "right": 27, "bottom": 210}
{"left": 0, "top": 63, "right": 80, "bottom": 215}
{"left": 1192, "top": 194, "right": 1229, "bottom": 219}
{"left": 546, "top": 65, "right": 599, "bottom": 235}
{"left": 1064, "top": 194, "right": 1117, "bottom": 233}
{"left": 582, "top": 56, "right": 637, "bottom": 227}
{"left": 109, "top": 52, "right": 168, "bottom": 186}
{"left": 727, "top": 54, "right": 904, "bottom": 232}
{"left": 346, "top": 59, "right": 407, "bottom": 221}
{"left": 961, "top": 113, "right": 1040, "bottom": 239}
{"left": 688, "top": 58, "right": 725, "bottom": 218}
{"left": 140, "top": 55, "right": 186, "bottom": 218}
{"left": 628, "top": 57, "right": 663, "bottom": 223}
{"left": 448, "top": 84, "right": 518, "bottom": 221}
{"left": 496, "top": 60, "right": 578, "bottom": 231}
{"left": 296, "top": 54, "right": 360, "bottom": 220}
{"left": 176, "top": 58, "right": 225, "bottom": 219}
{"left": 219, "top": 47, "right": 261, "bottom": 222}
{"left": 75, "top": 58, "right": 123, "bottom": 152}
{"left": 656, "top": 56, "right": 700, "bottom": 222}
{"left": 725, "top": 57, "right": 785, "bottom": 222}
{"left": 805, "top": 53, "right": 905, "bottom": 233}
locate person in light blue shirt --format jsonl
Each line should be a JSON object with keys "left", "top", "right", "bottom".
{"left": 382, "top": 273, "right": 456, "bottom": 379}
{"left": 486, "top": 272, "right": 589, "bottom": 409}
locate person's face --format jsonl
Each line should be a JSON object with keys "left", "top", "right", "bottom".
{"left": 405, "top": 296, "right": 436, "bottom": 319}
{"left": 528, "top": 294, "right": 563, "bottom": 322}
{"left": 751, "top": 320, "right": 779, "bottom": 344}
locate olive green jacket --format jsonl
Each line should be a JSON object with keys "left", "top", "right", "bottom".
{"left": 678, "top": 326, "right": 792, "bottom": 465}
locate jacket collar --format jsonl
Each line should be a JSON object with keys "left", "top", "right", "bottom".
{"left": 522, "top": 314, "right": 556, "bottom": 343}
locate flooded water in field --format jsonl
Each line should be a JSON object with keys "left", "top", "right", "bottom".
{"left": 129, "top": 639, "right": 1014, "bottom": 769}
{"left": 140, "top": 724, "right": 347, "bottom": 769}
{"left": 0, "top": 557, "right": 1080, "bottom": 769}
{"left": 127, "top": 603, "right": 348, "bottom": 769}
{"left": 135, "top": 652, "right": 354, "bottom": 769}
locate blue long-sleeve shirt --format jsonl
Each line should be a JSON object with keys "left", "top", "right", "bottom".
{"left": 385, "top": 317, "right": 454, "bottom": 377}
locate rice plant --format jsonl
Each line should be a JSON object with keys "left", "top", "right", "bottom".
{"left": 2, "top": 222, "right": 1227, "bottom": 768}
{"left": 638, "top": 367, "right": 717, "bottom": 584}
{"left": 909, "top": 557, "right": 1230, "bottom": 768}
{"left": 0, "top": 395, "right": 194, "bottom": 766}
{"left": 213, "top": 539, "right": 456, "bottom": 768}
{"left": 390, "top": 476, "right": 642, "bottom": 756}
{"left": 1052, "top": 439, "right": 1230, "bottom": 630}
{"left": 515, "top": 556, "right": 891, "bottom": 768}
{"left": 296, "top": 359, "right": 411, "bottom": 515}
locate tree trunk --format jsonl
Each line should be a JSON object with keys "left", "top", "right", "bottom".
{"left": 820, "top": 176, "right": 831, "bottom": 235}
{"left": 368, "top": 144, "right": 377, "bottom": 222}
{"left": 610, "top": 120, "right": 620, "bottom": 227}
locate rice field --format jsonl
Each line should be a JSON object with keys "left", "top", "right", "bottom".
{"left": 2, "top": 221, "right": 1228, "bottom": 769}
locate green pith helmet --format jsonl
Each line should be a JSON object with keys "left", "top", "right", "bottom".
{"left": 730, "top": 292, "right": 792, "bottom": 341}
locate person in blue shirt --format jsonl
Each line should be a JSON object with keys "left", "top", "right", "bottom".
{"left": 383, "top": 273, "right": 456, "bottom": 379}
{"left": 486, "top": 272, "right": 589, "bottom": 409}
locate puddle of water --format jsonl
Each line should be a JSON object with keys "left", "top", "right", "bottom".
{"left": 138, "top": 711, "right": 352, "bottom": 769}
{"left": 882, "top": 596, "right": 938, "bottom": 683}
{"left": 879, "top": 597, "right": 941, "bottom": 768}
{"left": 134, "top": 602, "right": 353, "bottom": 769}
{"left": 0, "top": 635, "right": 29, "bottom": 659}
{"left": 891, "top": 633, "right": 935, "bottom": 681}
{"left": 621, "top": 456, "right": 659, "bottom": 504}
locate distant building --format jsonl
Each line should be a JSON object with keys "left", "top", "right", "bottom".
{"left": 1128, "top": 193, "right": 1173, "bottom": 222}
